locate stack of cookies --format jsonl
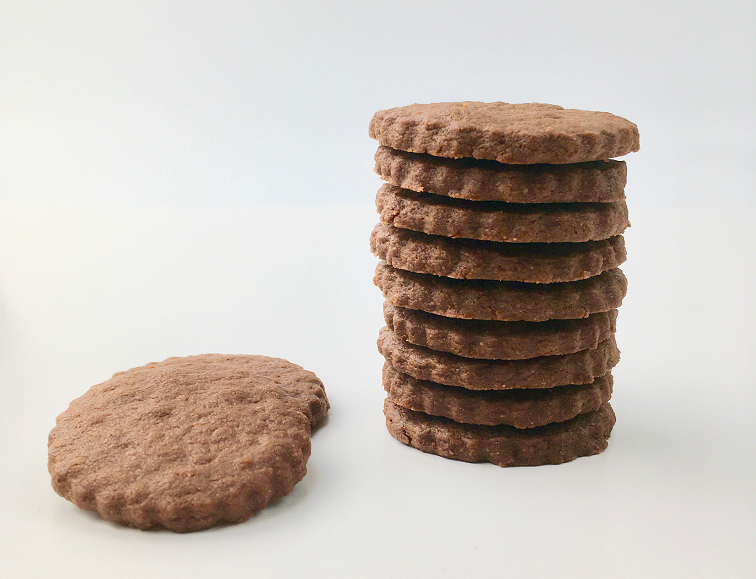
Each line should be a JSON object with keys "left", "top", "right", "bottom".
{"left": 368, "top": 102, "right": 639, "bottom": 467}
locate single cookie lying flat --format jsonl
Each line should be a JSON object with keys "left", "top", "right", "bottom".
{"left": 384, "top": 399, "right": 616, "bottom": 467}
{"left": 369, "top": 102, "right": 639, "bottom": 164}
{"left": 376, "top": 184, "right": 629, "bottom": 243}
{"left": 135, "top": 354, "right": 330, "bottom": 428}
{"left": 371, "top": 223, "right": 626, "bottom": 283}
{"left": 374, "top": 146, "right": 627, "bottom": 203}
{"left": 48, "top": 354, "right": 329, "bottom": 532}
{"left": 383, "top": 362, "right": 613, "bottom": 428}
{"left": 384, "top": 302, "right": 618, "bottom": 360}
{"left": 374, "top": 262, "right": 627, "bottom": 322}
{"left": 378, "top": 327, "right": 619, "bottom": 390}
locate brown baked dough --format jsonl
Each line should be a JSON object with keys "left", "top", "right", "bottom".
{"left": 374, "top": 262, "right": 627, "bottom": 322}
{"left": 371, "top": 223, "right": 626, "bottom": 283}
{"left": 376, "top": 184, "right": 629, "bottom": 243}
{"left": 374, "top": 146, "right": 627, "bottom": 203}
{"left": 384, "top": 399, "right": 616, "bottom": 466}
{"left": 377, "top": 327, "right": 620, "bottom": 390}
{"left": 369, "top": 102, "right": 639, "bottom": 164}
{"left": 384, "top": 302, "right": 618, "bottom": 360}
{"left": 384, "top": 362, "right": 613, "bottom": 428}
{"left": 48, "top": 354, "right": 329, "bottom": 532}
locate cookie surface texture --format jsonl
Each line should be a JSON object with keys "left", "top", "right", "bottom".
{"left": 378, "top": 327, "right": 620, "bottom": 390}
{"left": 48, "top": 354, "right": 329, "bottom": 532}
{"left": 384, "top": 302, "right": 618, "bottom": 360}
{"left": 376, "top": 184, "right": 629, "bottom": 243}
{"left": 374, "top": 146, "right": 627, "bottom": 203}
{"left": 374, "top": 262, "right": 628, "bottom": 322}
{"left": 369, "top": 102, "right": 639, "bottom": 164}
{"left": 384, "top": 399, "right": 616, "bottom": 467}
{"left": 383, "top": 363, "right": 613, "bottom": 428}
{"left": 371, "top": 223, "right": 626, "bottom": 283}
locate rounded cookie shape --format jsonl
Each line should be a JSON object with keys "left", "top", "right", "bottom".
{"left": 374, "top": 146, "right": 627, "bottom": 203}
{"left": 369, "top": 102, "right": 639, "bottom": 164}
{"left": 384, "top": 399, "right": 616, "bottom": 467}
{"left": 374, "top": 262, "right": 628, "bottom": 322}
{"left": 377, "top": 327, "right": 620, "bottom": 390}
{"left": 384, "top": 302, "right": 618, "bottom": 360}
{"left": 383, "top": 362, "right": 613, "bottom": 428}
{"left": 142, "top": 354, "right": 330, "bottom": 428}
{"left": 376, "top": 184, "right": 630, "bottom": 243}
{"left": 48, "top": 354, "right": 329, "bottom": 532}
{"left": 371, "top": 223, "right": 626, "bottom": 283}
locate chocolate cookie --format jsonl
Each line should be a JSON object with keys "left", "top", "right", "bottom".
{"left": 384, "top": 302, "right": 618, "bottom": 360}
{"left": 48, "top": 354, "right": 329, "bottom": 532}
{"left": 376, "top": 184, "right": 629, "bottom": 243}
{"left": 375, "top": 262, "right": 627, "bottom": 322}
{"left": 384, "top": 399, "right": 616, "bottom": 467}
{"left": 369, "top": 102, "right": 639, "bottom": 164}
{"left": 371, "top": 223, "right": 626, "bottom": 283}
{"left": 134, "top": 354, "right": 330, "bottom": 428}
{"left": 384, "top": 362, "right": 613, "bottom": 428}
{"left": 374, "top": 146, "right": 627, "bottom": 203}
{"left": 377, "top": 327, "right": 619, "bottom": 390}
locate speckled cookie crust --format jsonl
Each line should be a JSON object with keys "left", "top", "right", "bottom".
{"left": 374, "top": 146, "right": 627, "bottom": 203}
{"left": 48, "top": 354, "right": 329, "bottom": 532}
{"left": 369, "top": 102, "right": 639, "bottom": 164}
{"left": 374, "top": 262, "right": 627, "bottom": 322}
{"left": 371, "top": 223, "right": 626, "bottom": 283}
{"left": 384, "top": 362, "right": 613, "bottom": 428}
{"left": 384, "top": 399, "right": 616, "bottom": 466}
{"left": 376, "top": 184, "right": 629, "bottom": 243}
{"left": 384, "top": 302, "right": 618, "bottom": 360}
{"left": 377, "top": 327, "right": 619, "bottom": 390}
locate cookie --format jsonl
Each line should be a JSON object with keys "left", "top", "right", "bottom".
{"left": 133, "top": 354, "right": 330, "bottom": 428}
{"left": 384, "top": 302, "right": 618, "bottom": 360}
{"left": 369, "top": 102, "right": 639, "bottom": 164}
{"left": 371, "top": 223, "right": 626, "bottom": 283}
{"left": 377, "top": 327, "right": 619, "bottom": 390}
{"left": 375, "top": 262, "right": 627, "bottom": 322}
{"left": 384, "top": 362, "right": 613, "bottom": 428}
{"left": 48, "top": 354, "right": 329, "bottom": 532}
{"left": 384, "top": 399, "right": 616, "bottom": 467}
{"left": 374, "top": 146, "right": 627, "bottom": 203}
{"left": 376, "top": 184, "right": 629, "bottom": 243}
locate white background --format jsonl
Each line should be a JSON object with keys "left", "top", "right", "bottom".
{"left": 0, "top": 1, "right": 754, "bottom": 578}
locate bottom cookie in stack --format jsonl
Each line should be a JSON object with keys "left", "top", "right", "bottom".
{"left": 384, "top": 397, "right": 616, "bottom": 467}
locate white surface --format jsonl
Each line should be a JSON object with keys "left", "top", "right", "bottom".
{"left": 0, "top": 205, "right": 754, "bottom": 578}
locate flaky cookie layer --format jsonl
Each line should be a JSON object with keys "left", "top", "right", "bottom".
{"left": 374, "top": 262, "right": 627, "bottom": 322}
{"left": 371, "top": 223, "right": 626, "bottom": 283}
{"left": 384, "top": 302, "right": 618, "bottom": 360}
{"left": 384, "top": 362, "right": 613, "bottom": 428}
{"left": 375, "top": 146, "right": 627, "bottom": 203}
{"left": 377, "top": 327, "right": 620, "bottom": 390}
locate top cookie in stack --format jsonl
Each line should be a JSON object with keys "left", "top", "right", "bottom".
{"left": 369, "top": 102, "right": 639, "bottom": 467}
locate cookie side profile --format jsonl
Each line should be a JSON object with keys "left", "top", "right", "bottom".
{"left": 369, "top": 102, "right": 639, "bottom": 164}
{"left": 384, "top": 362, "right": 613, "bottom": 428}
{"left": 371, "top": 223, "right": 626, "bottom": 283}
{"left": 377, "top": 327, "right": 620, "bottom": 390}
{"left": 384, "top": 399, "right": 616, "bottom": 466}
{"left": 376, "top": 184, "right": 629, "bottom": 243}
{"left": 374, "top": 262, "right": 628, "bottom": 322}
{"left": 374, "top": 146, "right": 627, "bottom": 203}
{"left": 48, "top": 355, "right": 328, "bottom": 532}
{"left": 384, "top": 302, "right": 618, "bottom": 360}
